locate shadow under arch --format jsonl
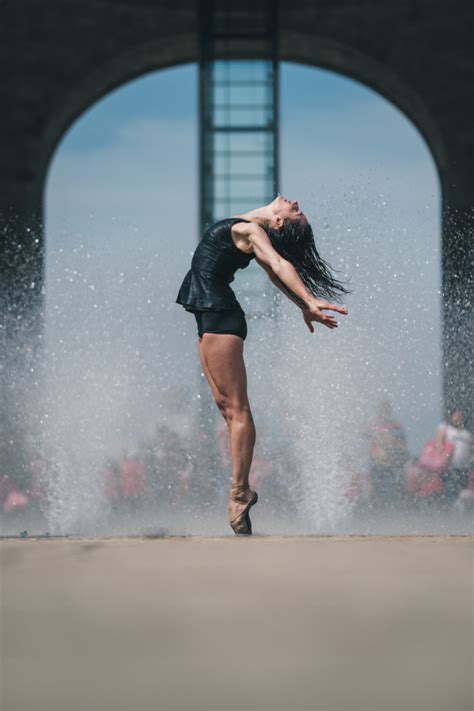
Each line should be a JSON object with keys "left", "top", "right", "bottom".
{"left": 40, "top": 33, "right": 445, "bottom": 209}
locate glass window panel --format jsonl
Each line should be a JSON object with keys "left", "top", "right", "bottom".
{"left": 230, "top": 131, "right": 272, "bottom": 151}
{"left": 213, "top": 133, "right": 230, "bottom": 152}
{"left": 213, "top": 84, "right": 268, "bottom": 107}
{"left": 228, "top": 154, "right": 266, "bottom": 174}
{"left": 213, "top": 131, "right": 272, "bottom": 153}
{"left": 212, "top": 61, "right": 272, "bottom": 84}
{"left": 213, "top": 154, "right": 229, "bottom": 175}
{"left": 214, "top": 107, "right": 271, "bottom": 128}
{"left": 229, "top": 61, "right": 271, "bottom": 83}
{"left": 218, "top": 153, "right": 260, "bottom": 169}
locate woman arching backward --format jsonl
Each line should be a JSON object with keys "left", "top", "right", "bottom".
{"left": 176, "top": 195, "right": 350, "bottom": 534}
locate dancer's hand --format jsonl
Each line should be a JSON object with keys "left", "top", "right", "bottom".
{"left": 302, "top": 299, "right": 348, "bottom": 332}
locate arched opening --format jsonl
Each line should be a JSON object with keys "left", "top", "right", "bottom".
{"left": 33, "top": 61, "right": 446, "bottom": 536}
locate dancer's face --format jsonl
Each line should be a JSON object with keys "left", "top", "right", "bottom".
{"left": 270, "top": 195, "right": 308, "bottom": 228}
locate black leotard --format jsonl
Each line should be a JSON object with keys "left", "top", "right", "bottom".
{"left": 176, "top": 218, "right": 255, "bottom": 313}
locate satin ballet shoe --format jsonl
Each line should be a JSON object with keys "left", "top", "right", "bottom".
{"left": 228, "top": 487, "right": 258, "bottom": 535}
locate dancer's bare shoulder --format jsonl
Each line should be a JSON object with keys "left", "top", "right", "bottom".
{"left": 232, "top": 220, "right": 283, "bottom": 270}
{"left": 230, "top": 219, "right": 257, "bottom": 255}
{"left": 231, "top": 218, "right": 267, "bottom": 242}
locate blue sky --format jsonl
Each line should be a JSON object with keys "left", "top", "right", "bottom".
{"left": 44, "top": 62, "right": 442, "bottom": 457}
{"left": 54, "top": 62, "right": 435, "bottom": 166}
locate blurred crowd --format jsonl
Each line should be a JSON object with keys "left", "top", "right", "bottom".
{"left": 343, "top": 400, "right": 474, "bottom": 516}
{"left": 1, "top": 398, "right": 473, "bottom": 523}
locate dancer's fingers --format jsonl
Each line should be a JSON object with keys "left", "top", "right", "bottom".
{"left": 303, "top": 313, "right": 315, "bottom": 332}
{"left": 317, "top": 301, "right": 347, "bottom": 315}
{"left": 326, "top": 304, "right": 348, "bottom": 314}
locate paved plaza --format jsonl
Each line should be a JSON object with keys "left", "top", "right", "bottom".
{"left": 1, "top": 535, "right": 472, "bottom": 711}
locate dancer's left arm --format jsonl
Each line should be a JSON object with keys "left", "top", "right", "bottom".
{"left": 248, "top": 224, "right": 348, "bottom": 331}
{"left": 255, "top": 256, "right": 346, "bottom": 332}
{"left": 255, "top": 256, "right": 306, "bottom": 309}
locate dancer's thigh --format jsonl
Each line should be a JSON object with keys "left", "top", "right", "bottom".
{"left": 197, "top": 338, "right": 221, "bottom": 405}
{"left": 200, "top": 333, "right": 249, "bottom": 407}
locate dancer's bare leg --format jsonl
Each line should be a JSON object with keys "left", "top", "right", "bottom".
{"left": 198, "top": 333, "right": 256, "bottom": 493}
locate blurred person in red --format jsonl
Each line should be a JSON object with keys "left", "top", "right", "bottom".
{"left": 362, "top": 399, "right": 410, "bottom": 510}
{"left": 407, "top": 428, "right": 455, "bottom": 508}
{"left": 342, "top": 456, "right": 372, "bottom": 509}
{"left": 120, "top": 450, "right": 147, "bottom": 500}
{"left": 0, "top": 473, "right": 29, "bottom": 514}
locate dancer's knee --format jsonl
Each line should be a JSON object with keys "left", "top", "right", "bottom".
{"left": 214, "top": 395, "right": 254, "bottom": 430}
{"left": 214, "top": 394, "right": 228, "bottom": 420}
{"left": 227, "top": 400, "right": 254, "bottom": 427}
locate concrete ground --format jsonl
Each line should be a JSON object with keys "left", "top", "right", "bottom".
{"left": 1, "top": 536, "right": 473, "bottom": 711}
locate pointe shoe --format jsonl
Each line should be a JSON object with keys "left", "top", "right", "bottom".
{"left": 228, "top": 488, "right": 258, "bottom": 535}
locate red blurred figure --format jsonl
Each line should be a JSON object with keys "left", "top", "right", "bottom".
{"left": 414, "top": 438, "right": 454, "bottom": 501}
{"left": 406, "top": 461, "right": 444, "bottom": 500}
{"left": 362, "top": 399, "right": 409, "bottom": 508}
{"left": 4, "top": 489, "right": 29, "bottom": 513}
{"left": 120, "top": 452, "right": 146, "bottom": 499}
{"left": 343, "top": 460, "right": 372, "bottom": 504}
{"left": 0, "top": 474, "right": 29, "bottom": 513}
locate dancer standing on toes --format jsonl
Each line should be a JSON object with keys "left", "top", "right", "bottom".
{"left": 176, "top": 195, "right": 350, "bottom": 534}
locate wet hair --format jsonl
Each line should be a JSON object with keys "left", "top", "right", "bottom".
{"left": 265, "top": 218, "right": 351, "bottom": 306}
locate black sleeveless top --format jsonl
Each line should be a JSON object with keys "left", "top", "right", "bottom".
{"left": 176, "top": 218, "right": 255, "bottom": 312}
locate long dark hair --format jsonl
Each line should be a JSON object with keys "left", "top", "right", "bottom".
{"left": 266, "top": 218, "right": 351, "bottom": 306}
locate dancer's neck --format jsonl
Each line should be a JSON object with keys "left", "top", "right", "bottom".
{"left": 233, "top": 203, "right": 273, "bottom": 230}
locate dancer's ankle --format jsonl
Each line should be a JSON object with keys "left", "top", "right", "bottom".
{"left": 230, "top": 483, "right": 249, "bottom": 500}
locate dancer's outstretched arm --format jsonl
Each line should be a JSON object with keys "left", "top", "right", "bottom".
{"left": 255, "top": 256, "right": 306, "bottom": 309}
{"left": 249, "top": 224, "right": 348, "bottom": 331}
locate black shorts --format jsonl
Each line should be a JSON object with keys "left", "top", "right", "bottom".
{"left": 194, "top": 307, "right": 248, "bottom": 341}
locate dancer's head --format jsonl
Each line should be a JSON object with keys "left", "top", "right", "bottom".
{"left": 263, "top": 195, "right": 350, "bottom": 301}
{"left": 266, "top": 195, "right": 309, "bottom": 228}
